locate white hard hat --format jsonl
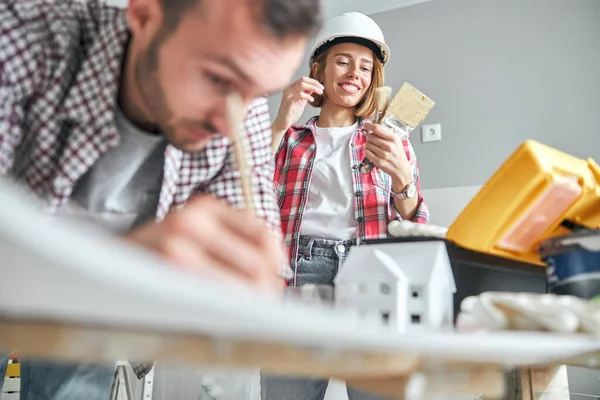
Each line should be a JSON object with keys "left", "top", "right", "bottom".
{"left": 309, "top": 12, "right": 390, "bottom": 67}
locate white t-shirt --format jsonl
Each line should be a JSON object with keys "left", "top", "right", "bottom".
{"left": 300, "top": 122, "right": 358, "bottom": 240}
{"left": 59, "top": 107, "right": 166, "bottom": 234}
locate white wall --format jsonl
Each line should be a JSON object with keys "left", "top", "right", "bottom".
{"left": 420, "top": 185, "right": 482, "bottom": 227}
{"left": 370, "top": 0, "right": 600, "bottom": 190}
{"left": 322, "top": 0, "right": 432, "bottom": 19}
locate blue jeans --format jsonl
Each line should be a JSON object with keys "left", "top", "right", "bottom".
{"left": 0, "top": 355, "right": 114, "bottom": 400}
{"left": 261, "top": 237, "right": 390, "bottom": 400}
{"left": 0, "top": 354, "right": 6, "bottom": 389}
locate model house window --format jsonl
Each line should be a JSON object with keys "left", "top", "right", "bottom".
{"left": 411, "top": 314, "right": 421, "bottom": 324}
{"left": 381, "top": 311, "right": 390, "bottom": 326}
{"left": 411, "top": 286, "right": 422, "bottom": 299}
{"left": 380, "top": 283, "right": 391, "bottom": 295}
{"left": 441, "top": 311, "right": 451, "bottom": 327}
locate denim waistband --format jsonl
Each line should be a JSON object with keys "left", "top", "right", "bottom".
{"left": 298, "top": 236, "right": 355, "bottom": 258}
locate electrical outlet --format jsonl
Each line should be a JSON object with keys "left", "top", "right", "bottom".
{"left": 421, "top": 123, "right": 442, "bottom": 143}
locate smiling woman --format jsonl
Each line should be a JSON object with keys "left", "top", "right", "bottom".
{"left": 309, "top": 44, "right": 384, "bottom": 118}
{"left": 266, "top": 11, "right": 430, "bottom": 400}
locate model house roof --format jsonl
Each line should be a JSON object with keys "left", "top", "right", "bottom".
{"left": 335, "top": 241, "right": 456, "bottom": 292}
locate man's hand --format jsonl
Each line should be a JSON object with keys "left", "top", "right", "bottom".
{"left": 126, "top": 196, "right": 285, "bottom": 293}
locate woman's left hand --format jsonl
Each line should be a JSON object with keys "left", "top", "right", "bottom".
{"left": 363, "top": 121, "right": 413, "bottom": 187}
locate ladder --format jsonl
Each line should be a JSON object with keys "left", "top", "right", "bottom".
{"left": 111, "top": 362, "right": 155, "bottom": 400}
{"left": 0, "top": 354, "right": 20, "bottom": 400}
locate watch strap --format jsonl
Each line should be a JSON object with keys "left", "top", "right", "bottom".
{"left": 390, "top": 180, "right": 416, "bottom": 200}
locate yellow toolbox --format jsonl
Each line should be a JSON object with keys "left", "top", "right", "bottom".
{"left": 446, "top": 140, "right": 600, "bottom": 266}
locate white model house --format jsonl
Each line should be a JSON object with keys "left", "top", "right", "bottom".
{"left": 333, "top": 240, "right": 456, "bottom": 333}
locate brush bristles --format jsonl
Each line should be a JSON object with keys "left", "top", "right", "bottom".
{"left": 384, "top": 82, "right": 435, "bottom": 129}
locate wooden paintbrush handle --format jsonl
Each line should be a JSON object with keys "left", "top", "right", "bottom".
{"left": 232, "top": 138, "right": 255, "bottom": 214}
{"left": 227, "top": 93, "right": 255, "bottom": 214}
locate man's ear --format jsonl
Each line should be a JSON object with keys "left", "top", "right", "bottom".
{"left": 126, "top": 0, "right": 163, "bottom": 38}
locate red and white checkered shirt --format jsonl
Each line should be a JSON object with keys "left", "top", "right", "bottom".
{"left": 0, "top": 0, "right": 281, "bottom": 379}
{"left": 274, "top": 117, "right": 429, "bottom": 284}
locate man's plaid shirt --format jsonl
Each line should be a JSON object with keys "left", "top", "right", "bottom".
{"left": 274, "top": 117, "right": 430, "bottom": 286}
{"left": 0, "top": 0, "right": 281, "bottom": 378}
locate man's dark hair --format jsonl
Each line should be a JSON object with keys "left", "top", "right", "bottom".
{"left": 160, "top": 0, "right": 322, "bottom": 37}
{"left": 261, "top": 0, "right": 322, "bottom": 37}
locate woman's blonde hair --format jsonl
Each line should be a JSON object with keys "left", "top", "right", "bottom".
{"left": 308, "top": 47, "right": 384, "bottom": 120}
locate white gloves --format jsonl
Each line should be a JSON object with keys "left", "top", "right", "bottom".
{"left": 388, "top": 220, "right": 448, "bottom": 239}
{"left": 457, "top": 292, "right": 600, "bottom": 335}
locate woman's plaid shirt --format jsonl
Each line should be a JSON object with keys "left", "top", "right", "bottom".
{"left": 274, "top": 117, "right": 430, "bottom": 285}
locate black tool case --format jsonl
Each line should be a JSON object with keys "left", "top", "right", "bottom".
{"left": 364, "top": 237, "right": 547, "bottom": 319}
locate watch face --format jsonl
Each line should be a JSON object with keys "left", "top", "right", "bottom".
{"left": 406, "top": 182, "right": 417, "bottom": 198}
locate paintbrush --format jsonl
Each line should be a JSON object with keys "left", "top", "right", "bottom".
{"left": 226, "top": 92, "right": 294, "bottom": 281}
{"left": 359, "top": 83, "right": 435, "bottom": 174}
{"left": 359, "top": 86, "right": 392, "bottom": 174}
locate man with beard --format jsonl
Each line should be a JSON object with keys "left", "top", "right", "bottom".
{"left": 0, "top": 0, "right": 320, "bottom": 398}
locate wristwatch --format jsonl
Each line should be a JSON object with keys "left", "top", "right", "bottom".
{"left": 390, "top": 180, "right": 417, "bottom": 200}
